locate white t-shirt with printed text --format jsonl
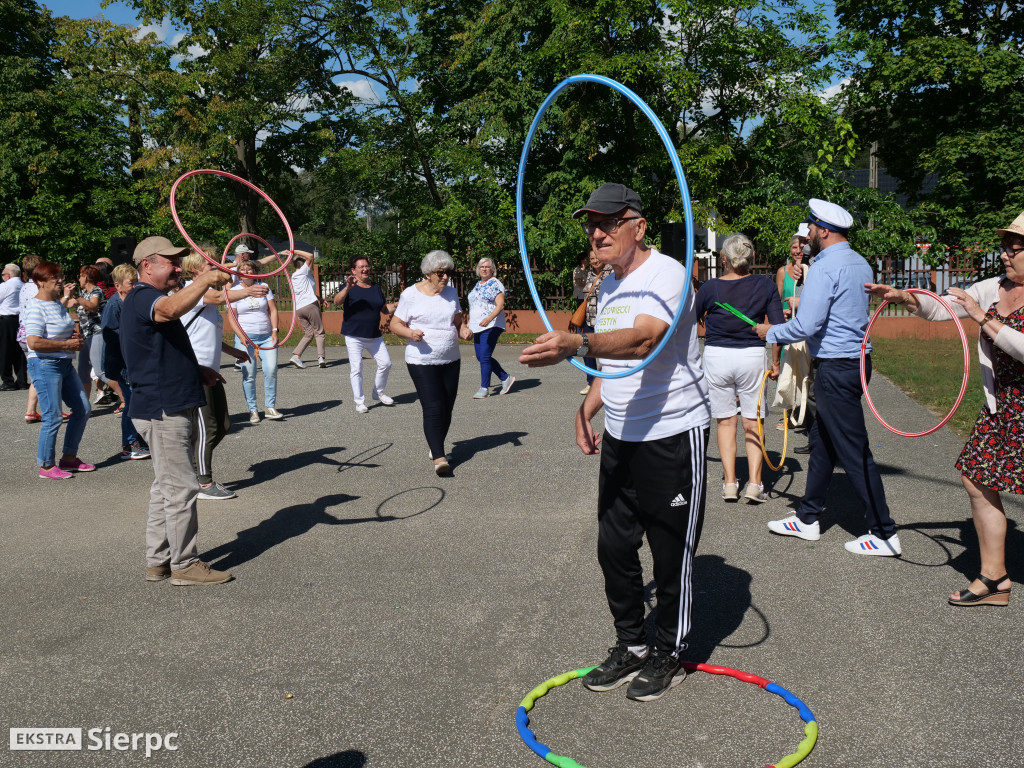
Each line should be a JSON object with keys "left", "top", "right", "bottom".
{"left": 596, "top": 249, "right": 710, "bottom": 441}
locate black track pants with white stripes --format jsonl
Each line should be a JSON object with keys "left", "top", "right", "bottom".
{"left": 597, "top": 425, "right": 708, "bottom": 655}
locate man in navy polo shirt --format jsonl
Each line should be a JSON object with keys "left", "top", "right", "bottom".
{"left": 121, "top": 236, "right": 234, "bottom": 585}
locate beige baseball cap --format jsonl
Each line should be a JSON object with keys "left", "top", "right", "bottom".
{"left": 133, "top": 236, "right": 189, "bottom": 265}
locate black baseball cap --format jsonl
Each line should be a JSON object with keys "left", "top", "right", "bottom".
{"left": 572, "top": 183, "right": 643, "bottom": 219}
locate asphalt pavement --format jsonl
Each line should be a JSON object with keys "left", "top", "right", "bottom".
{"left": 2, "top": 345, "right": 1021, "bottom": 768}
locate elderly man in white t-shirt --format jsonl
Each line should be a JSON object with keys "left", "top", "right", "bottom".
{"left": 521, "top": 183, "right": 711, "bottom": 702}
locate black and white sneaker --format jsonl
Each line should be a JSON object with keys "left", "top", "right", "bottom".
{"left": 625, "top": 649, "right": 685, "bottom": 701}
{"left": 581, "top": 643, "right": 648, "bottom": 691}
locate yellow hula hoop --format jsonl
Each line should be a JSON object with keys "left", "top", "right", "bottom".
{"left": 757, "top": 369, "right": 788, "bottom": 472}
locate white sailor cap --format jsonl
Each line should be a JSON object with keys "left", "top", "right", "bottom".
{"left": 806, "top": 198, "right": 853, "bottom": 234}
{"left": 795, "top": 223, "right": 810, "bottom": 239}
{"left": 234, "top": 243, "right": 255, "bottom": 255}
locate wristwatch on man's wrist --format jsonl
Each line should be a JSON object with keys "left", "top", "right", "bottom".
{"left": 575, "top": 333, "right": 589, "bottom": 358}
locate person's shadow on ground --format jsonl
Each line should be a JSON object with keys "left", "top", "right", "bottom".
{"left": 451, "top": 430, "right": 527, "bottom": 461}
{"left": 302, "top": 750, "right": 366, "bottom": 768}
{"left": 229, "top": 445, "right": 387, "bottom": 490}
{"left": 897, "top": 516, "right": 1023, "bottom": 585}
{"left": 640, "top": 554, "right": 758, "bottom": 664}
{"left": 203, "top": 492, "right": 358, "bottom": 570}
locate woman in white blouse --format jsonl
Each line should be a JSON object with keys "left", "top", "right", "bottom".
{"left": 227, "top": 260, "right": 282, "bottom": 424}
{"left": 390, "top": 250, "right": 472, "bottom": 475}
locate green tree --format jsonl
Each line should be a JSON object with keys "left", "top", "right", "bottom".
{"left": 0, "top": 0, "right": 140, "bottom": 264}
{"left": 124, "top": 0, "right": 356, "bottom": 243}
{"left": 838, "top": 0, "right": 1024, "bottom": 254}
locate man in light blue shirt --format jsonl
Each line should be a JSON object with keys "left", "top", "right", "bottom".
{"left": 755, "top": 199, "right": 900, "bottom": 556}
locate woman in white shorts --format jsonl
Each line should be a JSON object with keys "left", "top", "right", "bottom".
{"left": 695, "top": 233, "right": 785, "bottom": 503}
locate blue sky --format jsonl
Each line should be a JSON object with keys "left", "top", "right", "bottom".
{"left": 42, "top": 1, "right": 140, "bottom": 25}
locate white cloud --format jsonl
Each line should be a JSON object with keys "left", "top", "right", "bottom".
{"left": 819, "top": 78, "right": 851, "bottom": 101}
{"left": 337, "top": 78, "right": 380, "bottom": 103}
{"left": 134, "top": 16, "right": 172, "bottom": 43}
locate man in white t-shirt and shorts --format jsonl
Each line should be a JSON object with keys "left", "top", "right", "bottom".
{"left": 521, "top": 183, "right": 711, "bottom": 702}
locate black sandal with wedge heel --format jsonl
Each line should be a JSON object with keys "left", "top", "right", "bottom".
{"left": 948, "top": 574, "right": 1011, "bottom": 607}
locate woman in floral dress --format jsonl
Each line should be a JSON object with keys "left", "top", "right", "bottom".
{"left": 867, "top": 211, "right": 1024, "bottom": 606}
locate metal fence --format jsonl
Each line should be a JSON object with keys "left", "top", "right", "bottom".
{"left": 263, "top": 250, "right": 1002, "bottom": 317}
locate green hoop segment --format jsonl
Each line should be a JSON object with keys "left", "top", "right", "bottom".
{"left": 515, "top": 662, "right": 817, "bottom": 768}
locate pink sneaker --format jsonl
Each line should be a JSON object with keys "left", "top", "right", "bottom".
{"left": 58, "top": 457, "right": 96, "bottom": 473}
{"left": 39, "top": 465, "right": 73, "bottom": 480}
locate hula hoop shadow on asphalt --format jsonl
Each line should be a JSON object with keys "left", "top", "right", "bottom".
{"left": 861, "top": 288, "right": 970, "bottom": 437}
{"left": 515, "top": 74, "right": 696, "bottom": 380}
{"left": 515, "top": 663, "right": 817, "bottom": 768}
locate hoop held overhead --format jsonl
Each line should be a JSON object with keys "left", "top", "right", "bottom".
{"left": 515, "top": 74, "right": 696, "bottom": 379}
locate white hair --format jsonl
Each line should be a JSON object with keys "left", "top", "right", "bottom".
{"left": 421, "top": 250, "right": 455, "bottom": 276}
{"left": 720, "top": 233, "right": 754, "bottom": 273}
{"left": 3, "top": 263, "right": 20, "bottom": 277}
{"left": 476, "top": 257, "right": 496, "bottom": 273}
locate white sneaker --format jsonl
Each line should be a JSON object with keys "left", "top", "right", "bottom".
{"left": 249, "top": 411, "right": 260, "bottom": 424}
{"left": 317, "top": 357, "right": 326, "bottom": 368}
{"left": 742, "top": 482, "right": 767, "bottom": 504}
{"left": 844, "top": 533, "right": 901, "bottom": 556}
{"left": 767, "top": 514, "right": 820, "bottom": 541}
{"left": 372, "top": 390, "right": 394, "bottom": 405}
{"left": 722, "top": 482, "right": 739, "bottom": 501}
{"left": 265, "top": 407, "right": 283, "bottom": 420}
{"left": 355, "top": 403, "right": 369, "bottom": 414}
{"left": 580, "top": 385, "right": 591, "bottom": 396}
{"left": 289, "top": 355, "right": 305, "bottom": 369}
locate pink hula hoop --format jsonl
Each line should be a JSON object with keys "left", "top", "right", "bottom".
{"left": 860, "top": 288, "right": 971, "bottom": 437}
{"left": 221, "top": 232, "right": 299, "bottom": 352}
{"left": 169, "top": 169, "right": 295, "bottom": 280}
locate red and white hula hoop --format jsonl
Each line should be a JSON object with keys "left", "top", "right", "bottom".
{"left": 221, "top": 232, "right": 299, "bottom": 351}
{"left": 861, "top": 288, "right": 970, "bottom": 437}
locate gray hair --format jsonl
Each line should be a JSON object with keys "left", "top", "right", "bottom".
{"left": 3, "top": 263, "right": 20, "bottom": 277}
{"left": 721, "top": 233, "right": 755, "bottom": 274}
{"left": 421, "top": 249, "right": 455, "bottom": 276}
{"left": 476, "top": 257, "right": 496, "bottom": 274}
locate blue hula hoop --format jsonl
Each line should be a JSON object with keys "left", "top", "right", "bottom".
{"left": 515, "top": 74, "right": 696, "bottom": 379}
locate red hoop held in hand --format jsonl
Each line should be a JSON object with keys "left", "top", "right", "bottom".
{"left": 861, "top": 288, "right": 970, "bottom": 437}
{"left": 169, "top": 169, "right": 295, "bottom": 280}
{"left": 221, "top": 232, "right": 299, "bottom": 351}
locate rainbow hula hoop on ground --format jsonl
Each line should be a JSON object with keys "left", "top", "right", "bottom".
{"left": 756, "top": 370, "right": 789, "bottom": 472}
{"left": 516, "top": 662, "right": 817, "bottom": 768}
{"left": 515, "top": 74, "right": 696, "bottom": 379}
{"left": 861, "top": 288, "right": 970, "bottom": 437}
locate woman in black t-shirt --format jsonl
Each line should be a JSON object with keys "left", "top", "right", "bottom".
{"left": 695, "top": 233, "right": 784, "bottom": 504}
{"left": 333, "top": 255, "right": 394, "bottom": 414}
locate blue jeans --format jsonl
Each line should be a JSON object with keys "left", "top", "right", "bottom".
{"left": 473, "top": 327, "right": 508, "bottom": 387}
{"left": 27, "top": 356, "right": 90, "bottom": 467}
{"left": 117, "top": 374, "right": 139, "bottom": 447}
{"left": 235, "top": 334, "right": 278, "bottom": 411}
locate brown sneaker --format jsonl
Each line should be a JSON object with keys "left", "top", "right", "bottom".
{"left": 146, "top": 564, "right": 172, "bottom": 582}
{"left": 169, "top": 560, "right": 233, "bottom": 586}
